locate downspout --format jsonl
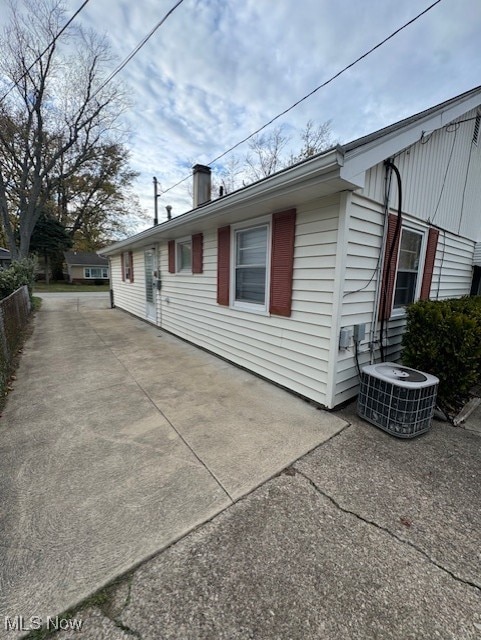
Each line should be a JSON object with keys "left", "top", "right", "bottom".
{"left": 108, "top": 257, "right": 115, "bottom": 308}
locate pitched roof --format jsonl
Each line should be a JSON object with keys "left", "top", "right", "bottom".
{"left": 64, "top": 251, "right": 108, "bottom": 266}
{"left": 344, "top": 83, "right": 481, "bottom": 153}
{"left": 101, "top": 84, "right": 481, "bottom": 256}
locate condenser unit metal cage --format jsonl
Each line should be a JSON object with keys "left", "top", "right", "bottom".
{"left": 358, "top": 363, "right": 439, "bottom": 438}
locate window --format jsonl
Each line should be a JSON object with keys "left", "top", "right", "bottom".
{"left": 168, "top": 235, "right": 203, "bottom": 274}
{"left": 380, "top": 216, "right": 439, "bottom": 321}
{"left": 84, "top": 267, "right": 108, "bottom": 279}
{"left": 233, "top": 223, "right": 269, "bottom": 309}
{"left": 217, "top": 210, "right": 296, "bottom": 316}
{"left": 177, "top": 239, "right": 192, "bottom": 271}
{"left": 393, "top": 228, "right": 423, "bottom": 308}
{"left": 122, "top": 252, "right": 134, "bottom": 282}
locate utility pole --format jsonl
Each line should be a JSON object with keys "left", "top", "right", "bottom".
{"left": 153, "top": 176, "right": 159, "bottom": 226}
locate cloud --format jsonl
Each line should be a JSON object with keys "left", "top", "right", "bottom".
{"left": 2, "top": 0, "right": 480, "bottom": 229}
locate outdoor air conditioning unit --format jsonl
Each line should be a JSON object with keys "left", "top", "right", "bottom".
{"left": 358, "top": 363, "right": 439, "bottom": 438}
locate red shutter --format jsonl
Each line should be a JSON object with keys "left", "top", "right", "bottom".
{"left": 217, "top": 226, "right": 230, "bottom": 305}
{"left": 168, "top": 240, "right": 175, "bottom": 273}
{"left": 379, "top": 213, "right": 401, "bottom": 321}
{"left": 129, "top": 251, "right": 134, "bottom": 283}
{"left": 269, "top": 209, "right": 296, "bottom": 317}
{"left": 192, "top": 233, "right": 203, "bottom": 274}
{"left": 121, "top": 252, "right": 125, "bottom": 281}
{"left": 420, "top": 227, "right": 439, "bottom": 300}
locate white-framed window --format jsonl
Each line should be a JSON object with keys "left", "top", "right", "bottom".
{"left": 393, "top": 227, "right": 425, "bottom": 311}
{"left": 176, "top": 238, "right": 192, "bottom": 272}
{"left": 231, "top": 219, "right": 270, "bottom": 313}
{"left": 84, "top": 267, "right": 108, "bottom": 279}
{"left": 122, "top": 252, "right": 133, "bottom": 282}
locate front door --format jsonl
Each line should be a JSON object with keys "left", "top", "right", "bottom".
{"left": 144, "top": 249, "right": 156, "bottom": 322}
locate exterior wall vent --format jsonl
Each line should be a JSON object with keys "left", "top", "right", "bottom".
{"left": 473, "top": 112, "right": 480, "bottom": 146}
{"left": 358, "top": 363, "right": 439, "bottom": 438}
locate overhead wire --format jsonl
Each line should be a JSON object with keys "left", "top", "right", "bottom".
{"left": 457, "top": 139, "right": 474, "bottom": 234}
{"left": 430, "top": 123, "right": 458, "bottom": 223}
{"left": 0, "top": 0, "right": 91, "bottom": 105}
{"left": 160, "top": 0, "right": 443, "bottom": 197}
{"left": 91, "top": 0, "right": 186, "bottom": 99}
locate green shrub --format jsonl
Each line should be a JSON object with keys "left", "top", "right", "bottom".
{"left": 402, "top": 297, "right": 481, "bottom": 414}
{"left": 0, "top": 257, "right": 37, "bottom": 300}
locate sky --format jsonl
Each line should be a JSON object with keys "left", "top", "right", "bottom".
{"left": 5, "top": 0, "right": 481, "bottom": 231}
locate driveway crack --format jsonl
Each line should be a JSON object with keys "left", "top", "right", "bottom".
{"left": 111, "top": 620, "right": 142, "bottom": 638}
{"left": 295, "top": 468, "right": 481, "bottom": 594}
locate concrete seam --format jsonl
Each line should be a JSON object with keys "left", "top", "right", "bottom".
{"left": 81, "top": 314, "right": 234, "bottom": 504}
{"left": 295, "top": 469, "right": 481, "bottom": 594}
{"left": 131, "top": 377, "right": 234, "bottom": 502}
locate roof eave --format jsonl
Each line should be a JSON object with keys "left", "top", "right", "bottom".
{"left": 342, "top": 86, "right": 481, "bottom": 180}
{"left": 100, "top": 147, "right": 347, "bottom": 256}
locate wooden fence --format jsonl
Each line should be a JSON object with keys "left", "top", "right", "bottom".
{"left": 0, "top": 285, "right": 31, "bottom": 388}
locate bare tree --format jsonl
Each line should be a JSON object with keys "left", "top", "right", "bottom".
{"left": 212, "top": 154, "right": 244, "bottom": 196}
{"left": 0, "top": 0, "right": 127, "bottom": 259}
{"left": 242, "top": 121, "right": 334, "bottom": 185}
{"left": 245, "top": 125, "right": 290, "bottom": 182}
{"left": 287, "top": 119, "right": 334, "bottom": 165}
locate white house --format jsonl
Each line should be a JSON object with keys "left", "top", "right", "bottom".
{"left": 101, "top": 86, "right": 481, "bottom": 409}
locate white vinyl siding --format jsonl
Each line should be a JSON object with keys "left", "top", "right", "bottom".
{"left": 158, "top": 197, "right": 340, "bottom": 405}
{"left": 361, "top": 108, "right": 481, "bottom": 242}
{"left": 110, "top": 252, "right": 147, "bottom": 318}
{"left": 473, "top": 242, "right": 481, "bottom": 266}
{"left": 331, "top": 192, "right": 475, "bottom": 408}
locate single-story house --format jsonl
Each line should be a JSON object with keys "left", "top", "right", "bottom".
{"left": 101, "top": 85, "right": 481, "bottom": 409}
{"left": 64, "top": 251, "right": 109, "bottom": 284}
{"left": 0, "top": 247, "right": 12, "bottom": 269}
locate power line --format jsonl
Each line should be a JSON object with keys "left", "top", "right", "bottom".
{"left": 160, "top": 0, "right": 443, "bottom": 197}
{"left": 92, "top": 0, "right": 186, "bottom": 99}
{"left": 0, "top": 0, "right": 91, "bottom": 105}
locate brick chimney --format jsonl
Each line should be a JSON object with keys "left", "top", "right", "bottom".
{"left": 192, "top": 164, "right": 211, "bottom": 208}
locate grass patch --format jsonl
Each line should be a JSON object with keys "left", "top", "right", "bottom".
{"left": 32, "top": 296, "right": 42, "bottom": 311}
{"left": 33, "top": 281, "right": 110, "bottom": 293}
{"left": 22, "top": 574, "right": 133, "bottom": 639}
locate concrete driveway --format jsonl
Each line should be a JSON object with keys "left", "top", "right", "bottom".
{"left": 0, "top": 295, "right": 345, "bottom": 629}
{"left": 54, "top": 407, "right": 481, "bottom": 640}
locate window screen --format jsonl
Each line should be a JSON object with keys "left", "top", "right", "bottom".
{"left": 393, "top": 228, "right": 422, "bottom": 308}
{"left": 235, "top": 225, "right": 268, "bottom": 305}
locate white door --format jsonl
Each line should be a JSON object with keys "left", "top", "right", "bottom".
{"left": 144, "top": 250, "right": 157, "bottom": 322}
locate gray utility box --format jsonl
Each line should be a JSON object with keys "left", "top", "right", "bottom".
{"left": 358, "top": 363, "right": 439, "bottom": 438}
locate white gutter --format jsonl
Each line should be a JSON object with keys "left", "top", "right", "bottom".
{"left": 100, "top": 147, "right": 346, "bottom": 256}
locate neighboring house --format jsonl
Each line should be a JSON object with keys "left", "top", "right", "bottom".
{"left": 101, "top": 86, "right": 481, "bottom": 409}
{"left": 0, "top": 248, "right": 12, "bottom": 269}
{"left": 64, "top": 252, "right": 109, "bottom": 284}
